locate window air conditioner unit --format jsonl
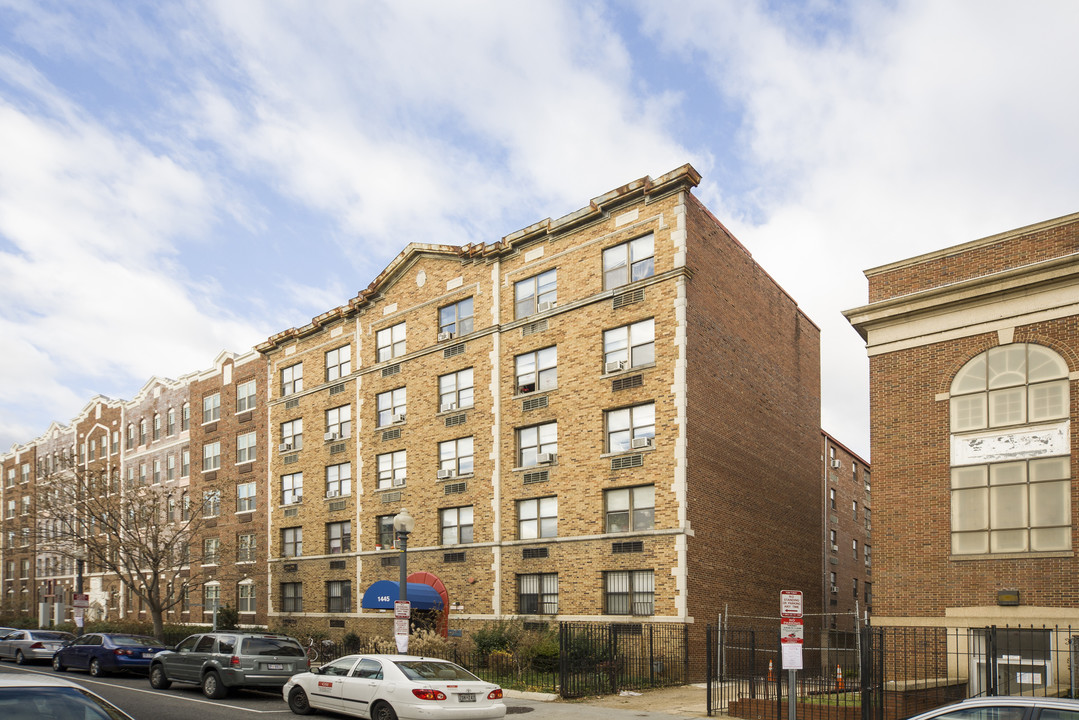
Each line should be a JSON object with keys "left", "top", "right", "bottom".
{"left": 393, "top": 475, "right": 406, "bottom": 487}
{"left": 830, "top": 459, "right": 841, "bottom": 468}
{"left": 537, "top": 300, "right": 556, "bottom": 312}
{"left": 865, "top": 560, "right": 871, "bottom": 567}
{"left": 605, "top": 360, "right": 626, "bottom": 374}
{"left": 831, "top": 544, "right": 838, "bottom": 552}
{"left": 437, "top": 469, "right": 455, "bottom": 479}
{"left": 536, "top": 453, "right": 555, "bottom": 465}
{"left": 324, "top": 432, "right": 338, "bottom": 442}
{"left": 440, "top": 402, "right": 457, "bottom": 413}
{"left": 830, "top": 585, "right": 838, "bottom": 594}
{"left": 279, "top": 442, "right": 293, "bottom": 452}
{"left": 391, "top": 413, "right": 406, "bottom": 424}
{"left": 437, "top": 331, "right": 455, "bottom": 342}
{"left": 630, "top": 437, "right": 653, "bottom": 450}
{"left": 327, "top": 490, "right": 339, "bottom": 498}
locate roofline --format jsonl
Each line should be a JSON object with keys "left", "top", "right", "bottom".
{"left": 821, "top": 428, "right": 870, "bottom": 467}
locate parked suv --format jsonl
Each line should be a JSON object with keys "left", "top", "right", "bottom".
{"left": 148, "top": 632, "right": 306, "bottom": 698}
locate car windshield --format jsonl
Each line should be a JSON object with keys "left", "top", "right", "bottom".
{"left": 31, "top": 631, "right": 74, "bottom": 641}
{"left": 240, "top": 637, "right": 304, "bottom": 657}
{"left": 394, "top": 660, "right": 481, "bottom": 682}
{"left": 0, "top": 686, "right": 130, "bottom": 720}
{"left": 109, "top": 636, "right": 161, "bottom": 647}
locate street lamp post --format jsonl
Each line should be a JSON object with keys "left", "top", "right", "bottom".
{"left": 392, "top": 508, "right": 415, "bottom": 608}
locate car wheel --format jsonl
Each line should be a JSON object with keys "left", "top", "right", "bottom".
{"left": 89, "top": 658, "right": 106, "bottom": 677}
{"left": 370, "top": 701, "right": 398, "bottom": 720}
{"left": 52, "top": 655, "right": 65, "bottom": 672}
{"left": 14, "top": 651, "right": 26, "bottom": 665}
{"left": 202, "top": 670, "right": 228, "bottom": 699}
{"left": 288, "top": 686, "right": 314, "bottom": 715}
{"left": 149, "top": 664, "right": 172, "bottom": 690}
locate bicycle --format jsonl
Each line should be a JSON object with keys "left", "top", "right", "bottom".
{"left": 304, "top": 637, "right": 335, "bottom": 664}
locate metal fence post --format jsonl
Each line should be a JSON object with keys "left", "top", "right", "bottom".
{"left": 707, "top": 625, "right": 714, "bottom": 716}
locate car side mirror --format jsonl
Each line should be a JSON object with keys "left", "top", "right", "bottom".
{"left": 311, "top": 666, "right": 321, "bottom": 675}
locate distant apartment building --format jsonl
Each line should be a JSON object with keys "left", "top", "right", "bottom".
{"left": 845, "top": 211, "right": 1079, "bottom": 630}
{"left": 821, "top": 431, "right": 871, "bottom": 629}
{"left": 2, "top": 165, "right": 827, "bottom": 648}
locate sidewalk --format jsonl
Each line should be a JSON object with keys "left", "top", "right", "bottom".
{"left": 505, "top": 684, "right": 712, "bottom": 719}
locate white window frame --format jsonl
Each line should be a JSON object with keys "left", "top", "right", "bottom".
{"left": 237, "top": 431, "right": 257, "bottom": 464}
{"left": 439, "top": 368, "right": 474, "bottom": 411}
{"left": 326, "top": 405, "right": 351, "bottom": 439}
{"left": 282, "top": 472, "right": 303, "bottom": 505}
{"left": 604, "top": 318, "right": 655, "bottom": 370}
{"left": 518, "top": 422, "right": 557, "bottom": 467}
{"left": 202, "top": 441, "right": 221, "bottom": 472}
{"left": 605, "top": 402, "right": 655, "bottom": 453}
{"left": 439, "top": 297, "right": 474, "bottom": 336}
{"left": 376, "top": 322, "right": 406, "bottom": 362}
{"left": 326, "top": 345, "right": 351, "bottom": 382}
{"left": 514, "top": 269, "right": 557, "bottom": 319}
{"left": 236, "top": 380, "right": 256, "bottom": 412}
{"left": 518, "top": 496, "right": 558, "bottom": 539}
{"left": 281, "top": 363, "right": 303, "bottom": 396}
{"left": 602, "top": 233, "right": 654, "bottom": 289}
{"left": 377, "top": 388, "right": 406, "bottom": 427}
{"left": 605, "top": 485, "right": 655, "bottom": 533}
{"left": 377, "top": 451, "right": 407, "bottom": 490}
{"left": 515, "top": 346, "right": 557, "bottom": 394}
{"left": 440, "top": 506, "right": 474, "bottom": 545}
{"left": 438, "top": 437, "right": 474, "bottom": 476}
{"left": 237, "top": 482, "right": 256, "bottom": 512}
{"left": 326, "top": 462, "right": 351, "bottom": 497}
{"left": 281, "top": 419, "right": 303, "bottom": 451}
{"left": 202, "top": 393, "right": 221, "bottom": 424}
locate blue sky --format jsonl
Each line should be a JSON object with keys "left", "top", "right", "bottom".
{"left": 3, "top": 0, "right": 1079, "bottom": 459}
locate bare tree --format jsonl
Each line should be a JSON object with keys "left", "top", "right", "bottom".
{"left": 35, "top": 466, "right": 207, "bottom": 639}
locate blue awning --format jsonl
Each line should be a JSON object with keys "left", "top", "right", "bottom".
{"left": 361, "top": 580, "right": 444, "bottom": 610}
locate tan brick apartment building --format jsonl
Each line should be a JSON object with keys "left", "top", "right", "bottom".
{"left": 821, "top": 431, "right": 871, "bottom": 630}
{"left": 844, "top": 211, "right": 1079, "bottom": 631}
{"left": 2, "top": 164, "right": 829, "bottom": 642}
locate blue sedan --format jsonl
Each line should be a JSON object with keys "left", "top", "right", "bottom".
{"left": 52, "top": 633, "right": 171, "bottom": 677}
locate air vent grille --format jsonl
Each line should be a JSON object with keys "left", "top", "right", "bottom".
{"left": 444, "top": 482, "right": 467, "bottom": 495}
{"left": 381, "top": 556, "right": 399, "bottom": 567}
{"left": 283, "top": 563, "right": 297, "bottom": 572}
{"left": 521, "top": 319, "right": 548, "bottom": 337}
{"left": 382, "top": 428, "right": 401, "bottom": 441}
{"left": 381, "top": 491, "right": 402, "bottom": 503}
{"left": 330, "top": 442, "right": 346, "bottom": 454}
{"left": 329, "top": 560, "right": 346, "bottom": 570}
{"left": 523, "top": 547, "right": 549, "bottom": 559}
{"left": 444, "top": 344, "right": 465, "bottom": 359}
{"left": 329, "top": 500, "right": 347, "bottom": 512}
{"left": 611, "top": 454, "right": 644, "bottom": 471}
{"left": 612, "top": 540, "right": 644, "bottom": 554}
{"left": 612, "top": 374, "right": 644, "bottom": 392}
{"left": 522, "top": 396, "right": 548, "bottom": 412}
{"left": 445, "top": 413, "right": 467, "bottom": 427}
{"left": 285, "top": 398, "right": 299, "bottom": 409}
{"left": 284, "top": 507, "right": 299, "bottom": 518}
{"left": 444, "top": 551, "right": 466, "bottom": 563}
{"left": 382, "top": 364, "right": 400, "bottom": 377}
{"left": 612, "top": 288, "right": 645, "bottom": 309}
{"left": 523, "top": 470, "right": 549, "bottom": 485}
{"left": 328, "top": 383, "right": 345, "bottom": 395}
{"left": 283, "top": 454, "right": 299, "bottom": 465}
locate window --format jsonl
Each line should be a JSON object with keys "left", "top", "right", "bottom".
{"left": 237, "top": 380, "right": 256, "bottom": 412}
{"left": 326, "top": 405, "right": 351, "bottom": 439}
{"left": 865, "top": 582, "right": 872, "bottom": 606}
{"left": 326, "top": 345, "right": 351, "bottom": 381}
{"left": 376, "top": 322, "right": 406, "bottom": 362}
{"left": 865, "top": 544, "right": 872, "bottom": 566}
{"left": 326, "top": 463, "right": 351, "bottom": 497}
{"left": 204, "top": 583, "right": 220, "bottom": 612}
{"left": 518, "top": 496, "right": 557, "bottom": 539}
{"left": 518, "top": 573, "right": 558, "bottom": 614}
{"left": 139, "top": 463, "right": 147, "bottom": 485}
{"left": 281, "top": 582, "right": 302, "bottom": 612}
{"left": 281, "top": 363, "right": 303, "bottom": 396}
{"left": 182, "top": 403, "right": 190, "bottom": 431}
{"left": 376, "top": 516, "right": 395, "bottom": 548}
{"left": 282, "top": 472, "right": 303, "bottom": 505}
{"left": 605, "top": 485, "right": 655, "bottom": 533}
{"left": 865, "top": 508, "right": 871, "bottom": 530}
{"left": 203, "top": 394, "right": 220, "bottom": 423}
{"left": 20, "top": 462, "right": 29, "bottom": 483}
{"left": 603, "top": 233, "right": 654, "bottom": 288}
{"left": 202, "top": 441, "right": 221, "bottom": 471}
{"left": 829, "top": 488, "right": 836, "bottom": 510}
{"left": 153, "top": 414, "right": 162, "bottom": 441}
{"left": 830, "top": 529, "right": 837, "bottom": 549}
{"left": 4, "top": 500, "right": 13, "bottom": 519}
{"left": 238, "top": 582, "right": 255, "bottom": 613}
{"left": 852, "top": 539, "right": 858, "bottom": 560}
{"left": 327, "top": 521, "right": 351, "bottom": 554}
{"left": 282, "top": 527, "right": 303, "bottom": 557}
{"left": 327, "top": 580, "right": 351, "bottom": 613}
{"left": 438, "top": 437, "right": 474, "bottom": 476}
{"left": 237, "top": 533, "right": 256, "bottom": 563}
{"left": 237, "top": 431, "right": 256, "bottom": 463}
{"left": 853, "top": 578, "right": 859, "bottom": 598}
{"left": 606, "top": 403, "right": 655, "bottom": 452}
{"left": 88, "top": 439, "right": 96, "bottom": 461}
{"left": 604, "top": 319, "right": 655, "bottom": 370}
{"left": 139, "top": 419, "right": 147, "bottom": 446}
{"left": 515, "top": 347, "right": 557, "bottom": 394}
{"left": 439, "top": 297, "right": 474, "bottom": 337}
{"left": 377, "top": 451, "right": 407, "bottom": 489}
{"left": 830, "top": 571, "right": 837, "bottom": 591}
{"left": 203, "top": 490, "right": 221, "bottom": 518}
{"left": 181, "top": 448, "right": 190, "bottom": 477}
{"left": 950, "top": 344, "right": 1071, "bottom": 554}
{"left": 441, "top": 506, "right": 474, "bottom": 545}
{"left": 152, "top": 459, "right": 161, "bottom": 484}
{"left": 280, "top": 419, "right": 303, "bottom": 451}
{"left": 167, "top": 455, "right": 176, "bottom": 482}
{"left": 439, "top": 368, "right": 473, "bottom": 411}
{"left": 181, "top": 493, "right": 191, "bottom": 522}
{"left": 203, "top": 538, "right": 220, "bottom": 565}
{"left": 852, "top": 500, "right": 858, "bottom": 521}
{"left": 515, "top": 269, "right": 557, "bottom": 318}
{"left": 126, "top": 424, "right": 135, "bottom": 450}
{"left": 853, "top": 462, "right": 859, "bottom": 482}
{"left": 518, "top": 422, "right": 557, "bottom": 467}
{"left": 605, "top": 570, "right": 654, "bottom": 615}
{"left": 377, "top": 388, "right": 406, "bottom": 426}
{"left": 237, "top": 482, "right": 256, "bottom": 512}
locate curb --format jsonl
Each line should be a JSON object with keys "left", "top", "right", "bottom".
{"left": 504, "top": 689, "right": 560, "bottom": 702}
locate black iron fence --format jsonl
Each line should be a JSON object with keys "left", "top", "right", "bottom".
{"left": 708, "top": 622, "right": 1079, "bottom": 720}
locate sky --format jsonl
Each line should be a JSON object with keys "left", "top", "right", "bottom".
{"left": 2, "top": 1, "right": 1079, "bottom": 460}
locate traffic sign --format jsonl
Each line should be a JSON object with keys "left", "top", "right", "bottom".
{"left": 780, "top": 590, "right": 802, "bottom": 618}
{"left": 394, "top": 600, "right": 411, "bottom": 618}
{"left": 72, "top": 593, "right": 89, "bottom": 609}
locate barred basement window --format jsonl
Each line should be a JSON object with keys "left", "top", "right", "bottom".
{"left": 521, "top": 319, "right": 548, "bottom": 337}
{"left": 285, "top": 398, "right": 300, "bottom": 410}
{"left": 444, "top": 344, "right": 465, "bottom": 359}
{"left": 612, "top": 287, "right": 645, "bottom": 309}
{"left": 523, "top": 470, "right": 549, "bottom": 485}
{"left": 381, "top": 556, "right": 399, "bottom": 567}
{"left": 445, "top": 413, "right": 467, "bottom": 428}
{"left": 382, "top": 428, "right": 402, "bottom": 441}
{"left": 612, "top": 374, "right": 644, "bottom": 392}
{"left": 522, "top": 396, "right": 549, "bottom": 412}
{"left": 612, "top": 541, "right": 644, "bottom": 554}
{"left": 523, "top": 547, "right": 549, "bottom": 559}
{"left": 382, "top": 363, "right": 401, "bottom": 377}
{"left": 444, "top": 482, "right": 467, "bottom": 495}
{"left": 328, "top": 383, "right": 345, "bottom": 395}
{"left": 611, "top": 454, "right": 644, "bottom": 471}
{"left": 329, "top": 560, "right": 346, "bottom": 570}
{"left": 444, "top": 551, "right": 466, "bottom": 563}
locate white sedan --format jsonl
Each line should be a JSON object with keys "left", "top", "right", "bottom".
{"left": 283, "top": 654, "right": 506, "bottom": 720}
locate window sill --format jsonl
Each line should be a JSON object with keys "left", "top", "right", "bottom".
{"left": 512, "top": 463, "right": 558, "bottom": 472}
{"left": 600, "top": 447, "right": 655, "bottom": 459}
{"left": 437, "top": 473, "right": 474, "bottom": 482}
{"left": 235, "top": 510, "right": 255, "bottom": 516}
{"left": 324, "top": 494, "right": 352, "bottom": 500}
{"left": 603, "top": 362, "right": 655, "bottom": 378}
{"left": 235, "top": 461, "right": 255, "bottom": 468}
{"left": 513, "top": 387, "right": 557, "bottom": 400}
{"left": 950, "top": 550, "right": 1073, "bottom": 561}
{"left": 437, "top": 406, "right": 474, "bottom": 416}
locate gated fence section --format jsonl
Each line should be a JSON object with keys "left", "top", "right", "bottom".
{"left": 709, "top": 622, "right": 1079, "bottom": 719}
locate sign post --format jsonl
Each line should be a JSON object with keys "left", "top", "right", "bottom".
{"left": 394, "top": 600, "right": 411, "bottom": 653}
{"left": 73, "top": 593, "right": 89, "bottom": 629}
{"left": 780, "top": 591, "right": 804, "bottom": 720}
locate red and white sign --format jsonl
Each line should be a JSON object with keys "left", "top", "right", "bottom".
{"left": 72, "top": 593, "right": 89, "bottom": 609}
{"left": 395, "top": 600, "right": 411, "bottom": 619}
{"left": 780, "top": 590, "right": 802, "bottom": 618}
{"left": 780, "top": 617, "right": 804, "bottom": 644}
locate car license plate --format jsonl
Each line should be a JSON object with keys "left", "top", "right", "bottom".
{"left": 141, "top": 652, "right": 152, "bottom": 658}
{"left": 267, "top": 663, "right": 284, "bottom": 670}
{"left": 458, "top": 693, "right": 476, "bottom": 702}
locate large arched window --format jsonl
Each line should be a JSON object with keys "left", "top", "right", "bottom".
{"left": 950, "top": 343, "right": 1071, "bottom": 555}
